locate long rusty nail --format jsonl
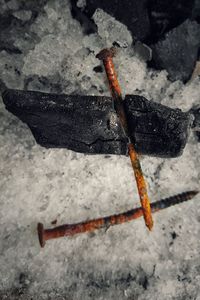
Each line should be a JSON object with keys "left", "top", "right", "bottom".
{"left": 96, "top": 47, "right": 153, "bottom": 230}
{"left": 38, "top": 190, "right": 198, "bottom": 247}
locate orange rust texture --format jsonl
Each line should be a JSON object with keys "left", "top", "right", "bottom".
{"left": 44, "top": 219, "right": 105, "bottom": 241}
{"left": 43, "top": 208, "right": 145, "bottom": 242}
{"left": 102, "top": 56, "right": 130, "bottom": 133}
{"left": 38, "top": 191, "right": 198, "bottom": 246}
{"left": 128, "top": 143, "right": 153, "bottom": 230}
{"left": 43, "top": 206, "right": 151, "bottom": 242}
{"left": 103, "top": 58, "right": 122, "bottom": 98}
{"left": 100, "top": 49, "right": 153, "bottom": 231}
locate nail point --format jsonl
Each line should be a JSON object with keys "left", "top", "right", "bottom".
{"left": 147, "top": 221, "right": 154, "bottom": 231}
{"left": 193, "top": 190, "right": 199, "bottom": 196}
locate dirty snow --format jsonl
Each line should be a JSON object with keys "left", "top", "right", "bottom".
{"left": 0, "top": 0, "right": 200, "bottom": 299}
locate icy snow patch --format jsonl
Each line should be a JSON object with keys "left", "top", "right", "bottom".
{"left": 92, "top": 8, "right": 133, "bottom": 48}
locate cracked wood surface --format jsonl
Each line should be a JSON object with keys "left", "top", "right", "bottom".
{"left": 2, "top": 89, "right": 192, "bottom": 157}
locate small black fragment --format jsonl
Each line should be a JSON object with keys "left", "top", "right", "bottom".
{"left": 189, "top": 104, "right": 200, "bottom": 141}
{"left": 171, "top": 231, "right": 177, "bottom": 240}
{"left": 19, "top": 273, "right": 26, "bottom": 286}
{"left": 93, "top": 65, "right": 103, "bottom": 73}
{"left": 112, "top": 41, "right": 128, "bottom": 48}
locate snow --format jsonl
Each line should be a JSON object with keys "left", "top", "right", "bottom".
{"left": 0, "top": 0, "right": 200, "bottom": 299}
{"left": 92, "top": 8, "right": 133, "bottom": 48}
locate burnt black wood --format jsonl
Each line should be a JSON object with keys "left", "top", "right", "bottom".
{"left": 125, "top": 95, "right": 192, "bottom": 157}
{"left": 2, "top": 89, "right": 192, "bottom": 157}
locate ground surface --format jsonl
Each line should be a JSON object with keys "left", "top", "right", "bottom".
{"left": 0, "top": 0, "right": 200, "bottom": 299}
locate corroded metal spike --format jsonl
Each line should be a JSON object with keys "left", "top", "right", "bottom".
{"left": 38, "top": 190, "right": 199, "bottom": 247}
{"left": 96, "top": 47, "right": 153, "bottom": 230}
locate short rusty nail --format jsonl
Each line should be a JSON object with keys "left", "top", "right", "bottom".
{"left": 38, "top": 190, "right": 198, "bottom": 247}
{"left": 96, "top": 47, "right": 153, "bottom": 230}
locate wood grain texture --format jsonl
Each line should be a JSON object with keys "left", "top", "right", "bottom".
{"left": 2, "top": 89, "right": 192, "bottom": 157}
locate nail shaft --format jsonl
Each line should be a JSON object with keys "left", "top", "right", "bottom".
{"left": 38, "top": 190, "right": 198, "bottom": 247}
{"left": 96, "top": 47, "right": 153, "bottom": 230}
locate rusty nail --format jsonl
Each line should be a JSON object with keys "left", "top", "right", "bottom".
{"left": 38, "top": 190, "right": 198, "bottom": 247}
{"left": 96, "top": 47, "right": 153, "bottom": 230}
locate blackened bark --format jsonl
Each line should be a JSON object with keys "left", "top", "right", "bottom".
{"left": 2, "top": 89, "right": 192, "bottom": 157}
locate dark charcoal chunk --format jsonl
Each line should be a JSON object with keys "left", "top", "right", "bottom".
{"left": 2, "top": 89, "right": 127, "bottom": 155}
{"left": 2, "top": 89, "right": 192, "bottom": 157}
{"left": 148, "top": 0, "right": 195, "bottom": 43}
{"left": 71, "top": 0, "right": 150, "bottom": 41}
{"left": 124, "top": 95, "right": 192, "bottom": 157}
{"left": 189, "top": 104, "right": 200, "bottom": 141}
{"left": 151, "top": 20, "right": 200, "bottom": 82}
{"left": 192, "top": 0, "right": 200, "bottom": 22}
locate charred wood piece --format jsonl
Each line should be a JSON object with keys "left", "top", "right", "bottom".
{"left": 2, "top": 89, "right": 192, "bottom": 157}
